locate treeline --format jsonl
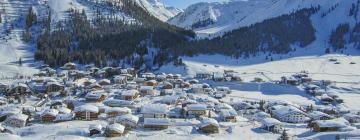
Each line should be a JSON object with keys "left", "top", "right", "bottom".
{"left": 34, "top": 0, "right": 195, "bottom": 69}
{"left": 182, "top": 7, "right": 319, "bottom": 58}
{"left": 330, "top": 23, "right": 350, "bottom": 50}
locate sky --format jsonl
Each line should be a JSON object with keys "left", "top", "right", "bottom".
{"left": 160, "top": 0, "right": 229, "bottom": 9}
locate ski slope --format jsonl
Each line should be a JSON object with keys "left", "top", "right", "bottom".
{"left": 0, "top": 0, "right": 42, "bottom": 77}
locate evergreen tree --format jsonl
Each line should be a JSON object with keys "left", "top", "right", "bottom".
{"left": 259, "top": 100, "right": 266, "bottom": 111}
{"left": 279, "top": 130, "right": 290, "bottom": 140}
{"left": 19, "top": 57, "right": 22, "bottom": 66}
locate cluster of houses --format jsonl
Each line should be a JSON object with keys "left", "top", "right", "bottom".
{"left": 229, "top": 99, "right": 358, "bottom": 133}
{"left": 0, "top": 63, "right": 237, "bottom": 137}
{"left": 0, "top": 62, "right": 358, "bottom": 138}
{"left": 195, "top": 70, "right": 242, "bottom": 82}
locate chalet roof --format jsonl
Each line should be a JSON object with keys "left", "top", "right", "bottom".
{"left": 144, "top": 118, "right": 170, "bottom": 126}
{"left": 89, "top": 124, "right": 103, "bottom": 131}
{"left": 141, "top": 104, "right": 168, "bottom": 114}
{"left": 85, "top": 91, "right": 106, "bottom": 100}
{"left": 115, "top": 114, "right": 139, "bottom": 123}
{"left": 41, "top": 109, "right": 59, "bottom": 117}
{"left": 187, "top": 104, "right": 207, "bottom": 111}
{"left": 58, "top": 107, "right": 72, "bottom": 114}
{"left": 308, "top": 111, "right": 333, "bottom": 120}
{"left": 272, "top": 105, "right": 306, "bottom": 118}
{"left": 55, "top": 113, "right": 74, "bottom": 121}
{"left": 261, "top": 118, "right": 282, "bottom": 126}
{"left": 0, "top": 107, "right": 22, "bottom": 117}
{"left": 104, "top": 99, "right": 134, "bottom": 106}
{"left": 140, "top": 86, "right": 154, "bottom": 90}
{"left": 74, "top": 105, "right": 99, "bottom": 113}
{"left": 254, "top": 111, "right": 271, "bottom": 120}
{"left": 121, "top": 90, "right": 139, "bottom": 96}
{"left": 106, "top": 123, "right": 125, "bottom": 133}
{"left": 161, "top": 96, "right": 179, "bottom": 103}
{"left": 200, "top": 118, "right": 219, "bottom": 128}
{"left": 315, "top": 118, "right": 349, "bottom": 128}
{"left": 220, "top": 109, "right": 238, "bottom": 117}
{"left": 11, "top": 83, "right": 28, "bottom": 88}
{"left": 215, "top": 103, "right": 234, "bottom": 110}
{"left": 105, "top": 107, "right": 131, "bottom": 114}
{"left": 7, "top": 114, "right": 28, "bottom": 121}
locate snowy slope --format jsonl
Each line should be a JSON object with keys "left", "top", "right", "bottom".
{"left": 169, "top": 0, "right": 347, "bottom": 38}
{"left": 0, "top": 0, "right": 44, "bottom": 77}
{"left": 135, "top": 0, "right": 183, "bottom": 21}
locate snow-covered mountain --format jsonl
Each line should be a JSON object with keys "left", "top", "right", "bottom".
{"left": 134, "top": 0, "right": 183, "bottom": 21}
{"left": 169, "top": 0, "right": 355, "bottom": 38}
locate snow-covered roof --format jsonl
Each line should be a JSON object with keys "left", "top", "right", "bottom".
{"left": 200, "top": 118, "right": 219, "bottom": 128}
{"left": 121, "top": 90, "right": 139, "bottom": 96}
{"left": 58, "top": 107, "right": 72, "bottom": 114}
{"left": 144, "top": 118, "right": 170, "bottom": 126}
{"left": 89, "top": 124, "right": 103, "bottom": 131}
{"left": 105, "top": 107, "right": 131, "bottom": 114}
{"left": 140, "top": 86, "right": 154, "bottom": 90}
{"left": 315, "top": 118, "right": 349, "bottom": 128}
{"left": 7, "top": 114, "right": 28, "bottom": 121}
{"left": 74, "top": 105, "right": 99, "bottom": 113}
{"left": 261, "top": 118, "right": 282, "bottom": 126}
{"left": 272, "top": 105, "right": 306, "bottom": 117}
{"left": 85, "top": 91, "right": 106, "bottom": 100}
{"left": 10, "top": 83, "right": 28, "bottom": 89}
{"left": 220, "top": 109, "right": 237, "bottom": 117}
{"left": 161, "top": 96, "right": 179, "bottom": 103}
{"left": 74, "top": 78, "right": 96, "bottom": 87}
{"left": 104, "top": 99, "right": 134, "bottom": 106}
{"left": 254, "top": 111, "right": 271, "bottom": 119}
{"left": 55, "top": 113, "right": 74, "bottom": 121}
{"left": 41, "top": 109, "right": 59, "bottom": 117}
{"left": 187, "top": 104, "right": 207, "bottom": 111}
{"left": 106, "top": 123, "right": 125, "bottom": 133}
{"left": 308, "top": 111, "right": 333, "bottom": 120}
{"left": 147, "top": 80, "right": 157, "bottom": 83}
{"left": 0, "top": 108, "right": 22, "bottom": 117}
{"left": 141, "top": 104, "right": 168, "bottom": 114}
{"left": 305, "top": 84, "right": 320, "bottom": 89}
{"left": 215, "top": 103, "right": 233, "bottom": 110}
{"left": 115, "top": 114, "right": 139, "bottom": 123}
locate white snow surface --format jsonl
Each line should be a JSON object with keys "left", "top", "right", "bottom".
{"left": 135, "top": 0, "right": 183, "bottom": 21}
{"left": 169, "top": 0, "right": 354, "bottom": 39}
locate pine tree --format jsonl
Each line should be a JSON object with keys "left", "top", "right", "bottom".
{"left": 279, "top": 130, "right": 290, "bottom": 140}
{"left": 19, "top": 57, "right": 22, "bottom": 66}
{"left": 259, "top": 100, "right": 266, "bottom": 111}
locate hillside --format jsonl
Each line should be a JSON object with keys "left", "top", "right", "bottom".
{"left": 169, "top": 0, "right": 356, "bottom": 39}
{"left": 134, "top": 0, "right": 182, "bottom": 21}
